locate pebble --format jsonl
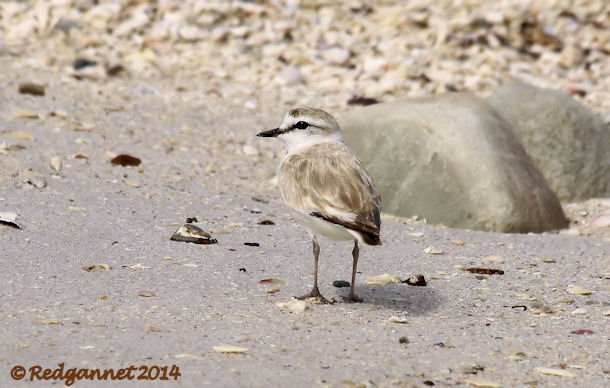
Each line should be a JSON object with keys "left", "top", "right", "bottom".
{"left": 570, "top": 308, "right": 588, "bottom": 315}
{"left": 18, "top": 82, "right": 45, "bottom": 96}
{"left": 276, "top": 66, "right": 303, "bottom": 85}
{"left": 332, "top": 280, "right": 350, "bottom": 288}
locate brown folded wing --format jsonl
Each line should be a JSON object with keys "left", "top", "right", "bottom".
{"left": 279, "top": 141, "right": 382, "bottom": 245}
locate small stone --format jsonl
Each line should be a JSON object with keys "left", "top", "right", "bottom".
{"left": 398, "top": 336, "right": 409, "bottom": 344}
{"left": 482, "top": 256, "right": 504, "bottom": 264}
{"left": 322, "top": 47, "right": 350, "bottom": 65}
{"left": 242, "top": 145, "right": 259, "bottom": 156}
{"left": 423, "top": 246, "right": 443, "bottom": 255}
{"left": 18, "top": 83, "right": 45, "bottom": 96}
{"left": 136, "top": 291, "right": 155, "bottom": 297}
{"left": 451, "top": 239, "right": 465, "bottom": 246}
{"left": 570, "top": 308, "right": 588, "bottom": 315}
{"left": 277, "top": 66, "right": 304, "bottom": 85}
{"left": 73, "top": 58, "right": 98, "bottom": 70}
{"left": 266, "top": 287, "right": 280, "bottom": 294}
{"left": 388, "top": 316, "right": 408, "bottom": 324}
{"left": 332, "top": 280, "right": 350, "bottom": 288}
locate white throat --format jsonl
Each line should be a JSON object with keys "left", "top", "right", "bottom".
{"left": 281, "top": 131, "right": 344, "bottom": 154}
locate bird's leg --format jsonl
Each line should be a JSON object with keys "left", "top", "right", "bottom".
{"left": 345, "top": 240, "right": 363, "bottom": 303}
{"left": 296, "top": 237, "right": 331, "bottom": 304}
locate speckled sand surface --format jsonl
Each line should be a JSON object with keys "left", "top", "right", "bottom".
{"left": 1, "top": 1, "right": 609, "bottom": 386}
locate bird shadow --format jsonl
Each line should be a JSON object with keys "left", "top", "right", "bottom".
{"left": 337, "top": 283, "right": 442, "bottom": 316}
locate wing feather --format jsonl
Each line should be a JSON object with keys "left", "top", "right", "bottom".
{"left": 279, "top": 142, "right": 382, "bottom": 244}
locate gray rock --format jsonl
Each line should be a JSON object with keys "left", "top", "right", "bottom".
{"left": 340, "top": 93, "right": 568, "bottom": 233}
{"left": 488, "top": 82, "right": 610, "bottom": 202}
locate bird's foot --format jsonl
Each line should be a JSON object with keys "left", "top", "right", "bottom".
{"left": 342, "top": 293, "right": 363, "bottom": 303}
{"left": 296, "top": 289, "right": 333, "bottom": 304}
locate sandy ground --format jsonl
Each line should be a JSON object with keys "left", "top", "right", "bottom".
{"left": 1, "top": 66, "right": 609, "bottom": 387}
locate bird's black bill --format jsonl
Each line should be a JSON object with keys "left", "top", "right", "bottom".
{"left": 257, "top": 128, "right": 281, "bottom": 137}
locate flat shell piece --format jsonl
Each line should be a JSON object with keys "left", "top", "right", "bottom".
{"left": 171, "top": 224, "right": 217, "bottom": 244}
{"left": 276, "top": 298, "right": 307, "bottom": 313}
{"left": 464, "top": 378, "right": 502, "bottom": 387}
{"left": 212, "top": 344, "right": 248, "bottom": 353}
{"left": 534, "top": 367, "right": 575, "bottom": 378}
{"left": 365, "top": 273, "right": 402, "bottom": 285}
{"left": 566, "top": 284, "right": 594, "bottom": 295}
{"left": 0, "top": 212, "right": 21, "bottom": 229}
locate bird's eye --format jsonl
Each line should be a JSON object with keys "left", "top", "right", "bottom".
{"left": 295, "top": 121, "right": 309, "bottom": 130}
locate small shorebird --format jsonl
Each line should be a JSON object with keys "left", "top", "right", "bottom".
{"left": 257, "top": 107, "right": 382, "bottom": 303}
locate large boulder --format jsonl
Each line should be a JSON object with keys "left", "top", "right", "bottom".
{"left": 339, "top": 93, "right": 568, "bottom": 233}
{"left": 488, "top": 82, "right": 610, "bottom": 202}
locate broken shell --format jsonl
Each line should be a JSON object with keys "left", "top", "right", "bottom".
{"left": 81, "top": 264, "right": 112, "bottom": 272}
{"left": 212, "top": 345, "right": 248, "bottom": 354}
{"left": 388, "top": 316, "right": 408, "bottom": 324}
{"left": 365, "top": 273, "right": 402, "bottom": 285}
{"left": 111, "top": 154, "right": 141, "bottom": 166}
{"left": 258, "top": 278, "right": 285, "bottom": 286}
{"left": 534, "top": 367, "right": 575, "bottom": 378}
{"left": 276, "top": 298, "right": 307, "bottom": 313}
{"left": 463, "top": 378, "right": 501, "bottom": 388}
{"left": 136, "top": 291, "right": 155, "bottom": 297}
{"left": 171, "top": 224, "right": 217, "bottom": 244}
{"left": 423, "top": 246, "right": 443, "bottom": 255}
{"left": 0, "top": 212, "right": 21, "bottom": 229}
{"left": 403, "top": 274, "right": 427, "bottom": 286}
{"left": 50, "top": 156, "right": 63, "bottom": 172}
{"left": 566, "top": 285, "right": 594, "bottom": 295}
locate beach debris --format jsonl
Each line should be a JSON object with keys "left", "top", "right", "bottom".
{"left": 388, "top": 316, "right": 409, "bottom": 324}
{"left": 463, "top": 267, "right": 505, "bottom": 275}
{"left": 276, "top": 298, "right": 307, "bottom": 313}
{"left": 111, "top": 154, "right": 141, "bottom": 166}
{"left": 258, "top": 279, "right": 285, "bottom": 286}
{"left": 244, "top": 242, "right": 260, "bottom": 247}
{"left": 464, "top": 378, "right": 501, "bottom": 388}
{"left": 534, "top": 367, "right": 574, "bottom": 378}
{"left": 566, "top": 284, "right": 594, "bottom": 295}
{"left": 403, "top": 274, "right": 427, "bottom": 286}
{"left": 258, "top": 219, "right": 275, "bottom": 225}
{"left": 0, "top": 212, "right": 21, "bottom": 229}
{"left": 171, "top": 224, "right": 217, "bottom": 245}
{"left": 50, "top": 156, "right": 63, "bottom": 172}
{"left": 81, "top": 264, "right": 111, "bottom": 272}
{"left": 213, "top": 345, "right": 248, "bottom": 354}
{"left": 423, "top": 246, "right": 443, "bottom": 255}
{"left": 18, "top": 82, "right": 45, "bottom": 96}
{"left": 332, "top": 280, "right": 350, "bottom": 288}
{"left": 175, "top": 353, "right": 204, "bottom": 360}
{"left": 365, "top": 273, "right": 402, "bottom": 285}
{"left": 136, "top": 291, "right": 155, "bottom": 297}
